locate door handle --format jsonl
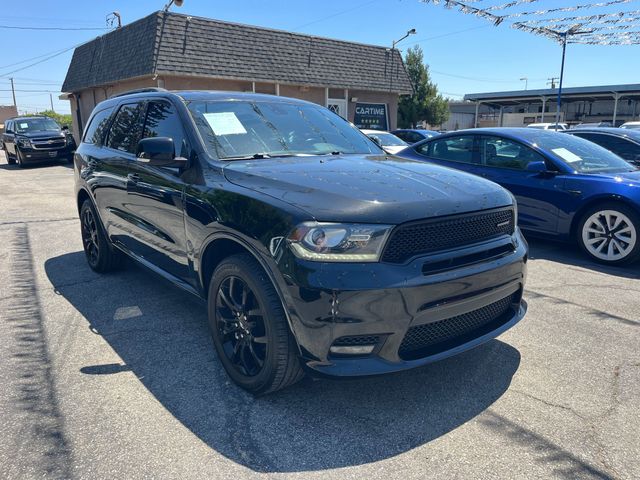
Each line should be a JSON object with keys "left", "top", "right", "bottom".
{"left": 127, "top": 173, "right": 141, "bottom": 183}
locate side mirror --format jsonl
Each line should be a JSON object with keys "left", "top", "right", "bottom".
{"left": 526, "top": 160, "right": 556, "bottom": 176}
{"left": 526, "top": 160, "right": 547, "bottom": 173}
{"left": 136, "top": 137, "right": 187, "bottom": 167}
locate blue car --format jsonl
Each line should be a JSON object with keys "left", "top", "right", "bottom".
{"left": 398, "top": 128, "right": 640, "bottom": 266}
{"left": 391, "top": 128, "right": 440, "bottom": 144}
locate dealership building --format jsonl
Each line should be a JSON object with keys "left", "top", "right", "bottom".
{"left": 61, "top": 11, "right": 412, "bottom": 141}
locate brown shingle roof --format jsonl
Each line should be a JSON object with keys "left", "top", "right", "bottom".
{"left": 62, "top": 11, "right": 412, "bottom": 94}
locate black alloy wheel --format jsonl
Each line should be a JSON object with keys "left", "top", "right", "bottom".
{"left": 79, "top": 199, "right": 124, "bottom": 273}
{"left": 215, "top": 275, "right": 268, "bottom": 377}
{"left": 208, "top": 254, "right": 304, "bottom": 395}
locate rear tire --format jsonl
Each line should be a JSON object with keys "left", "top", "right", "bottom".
{"left": 207, "top": 253, "right": 304, "bottom": 395}
{"left": 79, "top": 199, "right": 124, "bottom": 273}
{"left": 3, "top": 146, "right": 15, "bottom": 165}
{"left": 577, "top": 202, "right": 640, "bottom": 266}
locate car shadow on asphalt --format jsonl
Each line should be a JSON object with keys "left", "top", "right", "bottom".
{"left": 526, "top": 236, "right": 640, "bottom": 280}
{"left": 0, "top": 161, "right": 72, "bottom": 170}
{"left": 46, "top": 251, "right": 522, "bottom": 473}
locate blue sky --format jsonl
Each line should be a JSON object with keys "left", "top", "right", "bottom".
{"left": 1, "top": 0, "right": 638, "bottom": 114}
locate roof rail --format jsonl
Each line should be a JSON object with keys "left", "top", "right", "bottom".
{"left": 109, "top": 87, "right": 168, "bottom": 99}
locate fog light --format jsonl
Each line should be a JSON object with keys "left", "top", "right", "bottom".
{"left": 329, "top": 345, "right": 375, "bottom": 355}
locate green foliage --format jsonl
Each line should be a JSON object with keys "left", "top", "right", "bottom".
{"left": 39, "top": 110, "right": 73, "bottom": 128}
{"left": 398, "top": 46, "right": 449, "bottom": 128}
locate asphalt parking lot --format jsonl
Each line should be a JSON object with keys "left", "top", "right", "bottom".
{"left": 0, "top": 153, "right": 638, "bottom": 480}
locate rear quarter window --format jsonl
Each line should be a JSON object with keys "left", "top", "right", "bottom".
{"left": 82, "top": 107, "right": 114, "bottom": 145}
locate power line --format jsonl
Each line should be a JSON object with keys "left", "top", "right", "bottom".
{"left": 0, "top": 24, "right": 109, "bottom": 31}
{"left": 292, "top": 0, "right": 381, "bottom": 29}
{"left": 0, "top": 40, "right": 89, "bottom": 78}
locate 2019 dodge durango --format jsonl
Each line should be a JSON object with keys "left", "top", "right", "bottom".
{"left": 74, "top": 89, "right": 528, "bottom": 394}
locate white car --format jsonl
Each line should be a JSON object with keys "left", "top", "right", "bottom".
{"left": 621, "top": 121, "right": 640, "bottom": 130}
{"left": 361, "top": 129, "right": 408, "bottom": 155}
{"left": 527, "top": 122, "right": 568, "bottom": 131}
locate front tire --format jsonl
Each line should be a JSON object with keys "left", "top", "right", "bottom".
{"left": 79, "top": 199, "right": 124, "bottom": 272}
{"left": 15, "top": 148, "right": 25, "bottom": 168}
{"left": 207, "top": 253, "right": 304, "bottom": 395}
{"left": 577, "top": 202, "right": 640, "bottom": 266}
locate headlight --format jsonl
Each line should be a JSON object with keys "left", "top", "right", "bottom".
{"left": 17, "top": 138, "right": 32, "bottom": 148}
{"left": 288, "top": 222, "right": 392, "bottom": 262}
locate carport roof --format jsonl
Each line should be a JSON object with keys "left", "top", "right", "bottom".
{"left": 62, "top": 11, "right": 413, "bottom": 94}
{"left": 464, "top": 84, "right": 640, "bottom": 105}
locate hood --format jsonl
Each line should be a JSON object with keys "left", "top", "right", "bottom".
{"left": 222, "top": 154, "right": 514, "bottom": 224}
{"left": 17, "top": 131, "right": 64, "bottom": 139}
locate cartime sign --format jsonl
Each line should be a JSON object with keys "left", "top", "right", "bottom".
{"left": 354, "top": 103, "right": 388, "bottom": 131}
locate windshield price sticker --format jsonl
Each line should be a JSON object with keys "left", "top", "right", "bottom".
{"left": 552, "top": 147, "right": 582, "bottom": 163}
{"left": 203, "top": 112, "right": 247, "bottom": 136}
{"left": 19, "top": 123, "right": 29, "bottom": 129}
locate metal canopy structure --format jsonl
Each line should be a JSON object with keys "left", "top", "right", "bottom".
{"left": 421, "top": 0, "right": 640, "bottom": 126}
{"left": 464, "top": 83, "right": 640, "bottom": 125}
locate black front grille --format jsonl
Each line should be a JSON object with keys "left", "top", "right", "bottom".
{"left": 381, "top": 208, "right": 515, "bottom": 264}
{"left": 333, "top": 335, "right": 381, "bottom": 346}
{"left": 398, "top": 293, "right": 517, "bottom": 360}
{"left": 31, "top": 137, "right": 66, "bottom": 150}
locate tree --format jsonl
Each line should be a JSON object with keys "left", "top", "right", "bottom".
{"left": 398, "top": 46, "right": 449, "bottom": 128}
{"left": 39, "top": 110, "right": 73, "bottom": 128}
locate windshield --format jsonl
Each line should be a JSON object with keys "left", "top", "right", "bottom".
{"left": 536, "top": 132, "right": 636, "bottom": 173}
{"left": 367, "top": 132, "right": 407, "bottom": 146}
{"left": 14, "top": 117, "right": 60, "bottom": 134}
{"left": 186, "top": 100, "right": 381, "bottom": 159}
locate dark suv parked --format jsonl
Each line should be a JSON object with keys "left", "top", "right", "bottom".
{"left": 2, "top": 115, "right": 76, "bottom": 167}
{"left": 74, "top": 89, "right": 528, "bottom": 394}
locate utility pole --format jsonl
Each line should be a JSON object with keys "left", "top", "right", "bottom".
{"left": 547, "top": 77, "right": 559, "bottom": 89}
{"left": 520, "top": 77, "right": 528, "bottom": 90}
{"left": 9, "top": 78, "right": 17, "bottom": 110}
{"left": 49, "top": 93, "right": 55, "bottom": 112}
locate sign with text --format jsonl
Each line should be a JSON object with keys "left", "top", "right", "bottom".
{"left": 354, "top": 103, "right": 388, "bottom": 131}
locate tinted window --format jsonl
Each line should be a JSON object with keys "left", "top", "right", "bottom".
{"left": 572, "top": 133, "right": 639, "bottom": 161}
{"left": 106, "top": 102, "right": 145, "bottom": 154}
{"left": 187, "top": 100, "right": 380, "bottom": 159}
{"left": 420, "top": 135, "right": 475, "bottom": 164}
{"left": 83, "top": 108, "right": 114, "bottom": 145}
{"left": 143, "top": 101, "right": 188, "bottom": 158}
{"left": 480, "top": 136, "right": 545, "bottom": 170}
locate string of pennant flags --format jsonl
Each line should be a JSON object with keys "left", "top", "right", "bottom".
{"left": 420, "top": 0, "right": 640, "bottom": 44}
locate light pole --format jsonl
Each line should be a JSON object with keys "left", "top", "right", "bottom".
{"left": 389, "top": 28, "right": 416, "bottom": 92}
{"left": 553, "top": 26, "right": 593, "bottom": 128}
{"left": 520, "top": 77, "right": 528, "bottom": 90}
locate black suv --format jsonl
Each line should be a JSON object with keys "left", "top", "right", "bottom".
{"left": 2, "top": 115, "right": 76, "bottom": 167}
{"left": 74, "top": 89, "right": 528, "bottom": 394}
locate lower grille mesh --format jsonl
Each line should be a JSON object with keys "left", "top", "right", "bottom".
{"left": 399, "top": 293, "right": 517, "bottom": 360}
{"left": 333, "top": 335, "right": 381, "bottom": 346}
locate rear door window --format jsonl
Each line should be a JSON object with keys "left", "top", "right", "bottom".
{"left": 106, "top": 102, "right": 145, "bottom": 154}
{"left": 420, "top": 135, "right": 476, "bottom": 164}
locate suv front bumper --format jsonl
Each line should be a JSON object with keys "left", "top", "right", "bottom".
{"left": 276, "top": 230, "right": 528, "bottom": 377}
